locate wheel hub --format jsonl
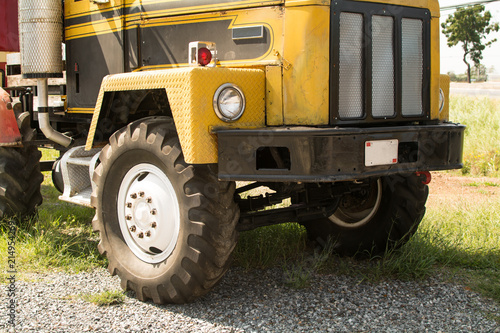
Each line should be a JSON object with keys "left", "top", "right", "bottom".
{"left": 118, "top": 163, "right": 180, "bottom": 263}
{"left": 328, "top": 178, "right": 382, "bottom": 228}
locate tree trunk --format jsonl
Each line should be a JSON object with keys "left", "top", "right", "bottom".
{"left": 463, "top": 52, "right": 471, "bottom": 83}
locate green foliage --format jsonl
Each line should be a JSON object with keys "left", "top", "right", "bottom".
{"left": 441, "top": 5, "right": 499, "bottom": 83}
{"left": 448, "top": 96, "right": 500, "bottom": 177}
{"left": 447, "top": 71, "right": 468, "bottom": 82}
{"left": 0, "top": 179, "right": 106, "bottom": 277}
{"left": 283, "top": 263, "right": 312, "bottom": 289}
{"left": 81, "top": 290, "right": 125, "bottom": 306}
{"left": 233, "top": 223, "right": 307, "bottom": 270}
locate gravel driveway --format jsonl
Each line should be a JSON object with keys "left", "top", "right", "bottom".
{"left": 2, "top": 267, "right": 499, "bottom": 332}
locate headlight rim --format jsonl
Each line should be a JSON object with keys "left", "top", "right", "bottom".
{"left": 439, "top": 88, "right": 445, "bottom": 113}
{"left": 213, "top": 83, "right": 246, "bottom": 122}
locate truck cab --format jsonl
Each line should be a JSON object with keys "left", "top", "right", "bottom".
{"left": 0, "top": 0, "right": 464, "bottom": 304}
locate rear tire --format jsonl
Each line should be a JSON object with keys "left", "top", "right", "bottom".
{"left": 302, "top": 174, "right": 428, "bottom": 256}
{"left": 92, "top": 117, "right": 239, "bottom": 304}
{"left": 0, "top": 145, "right": 43, "bottom": 219}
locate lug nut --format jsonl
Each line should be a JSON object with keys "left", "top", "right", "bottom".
{"left": 146, "top": 197, "right": 152, "bottom": 203}
{"left": 129, "top": 225, "right": 136, "bottom": 233}
{"left": 130, "top": 193, "right": 137, "bottom": 199}
{"left": 139, "top": 191, "right": 145, "bottom": 197}
{"left": 126, "top": 202, "right": 132, "bottom": 208}
{"left": 151, "top": 222, "right": 157, "bottom": 228}
{"left": 138, "top": 232, "right": 144, "bottom": 238}
{"left": 145, "top": 231, "right": 151, "bottom": 237}
{"left": 126, "top": 215, "right": 132, "bottom": 220}
{"left": 150, "top": 209, "right": 157, "bottom": 215}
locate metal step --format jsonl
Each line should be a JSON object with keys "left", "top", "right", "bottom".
{"left": 58, "top": 146, "right": 101, "bottom": 208}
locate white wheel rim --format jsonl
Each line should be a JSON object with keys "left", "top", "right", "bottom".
{"left": 328, "top": 179, "right": 382, "bottom": 228}
{"left": 117, "top": 163, "right": 180, "bottom": 264}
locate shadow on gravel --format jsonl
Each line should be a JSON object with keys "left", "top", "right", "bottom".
{"left": 121, "top": 266, "right": 499, "bottom": 332}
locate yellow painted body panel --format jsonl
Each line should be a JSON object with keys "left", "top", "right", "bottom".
{"left": 86, "top": 67, "right": 265, "bottom": 163}
{"left": 65, "top": 0, "right": 122, "bottom": 19}
{"left": 282, "top": 5, "right": 330, "bottom": 125}
{"left": 430, "top": 17, "right": 442, "bottom": 121}
{"left": 66, "top": 0, "right": 284, "bottom": 20}
{"left": 134, "top": 7, "right": 285, "bottom": 69}
{"left": 285, "top": 0, "right": 330, "bottom": 6}
{"left": 265, "top": 66, "right": 284, "bottom": 126}
{"left": 439, "top": 74, "right": 450, "bottom": 121}
{"left": 75, "top": 0, "right": 447, "bottom": 163}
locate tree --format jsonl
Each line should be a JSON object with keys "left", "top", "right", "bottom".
{"left": 441, "top": 5, "right": 499, "bottom": 83}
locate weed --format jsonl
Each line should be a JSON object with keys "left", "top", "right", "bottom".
{"left": 81, "top": 290, "right": 125, "bottom": 306}
{"left": 0, "top": 181, "right": 105, "bottom": 277}
{"left": 283, "top": 261, "right": 312, "bottom": 289}
{"left": 233, "top": 223, "right": 307, "bottom": 270}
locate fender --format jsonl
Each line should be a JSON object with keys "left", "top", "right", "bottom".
{"left": 85, "top": 67, "right": 265, "bottom": 164}
{"left": 0, "top": 87, "right": 22, "bottom": 146}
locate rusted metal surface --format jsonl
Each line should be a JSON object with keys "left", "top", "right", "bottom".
{"left": 0, "top": 87, "right": 22, "bottom": 145}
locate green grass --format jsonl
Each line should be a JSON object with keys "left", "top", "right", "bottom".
{"left": 232, "top": 196, "right": 500, "bottom": 304}
{"left": 449, "top": 95, "right": 500, "bottom": 177}
{"left": 232, "top": 223, "right": 307, "bottom": 270}
{"left": 465, "top": 181, "right": 500, "bottom": 187}
{"left": 81, "top": 290, "right": 125, "bottom": 306}
{"left": 0, "top": 148, "right": 105, "bottom": 282}
{"left": 0, "top": 185, "right": 105, "bottom": 282}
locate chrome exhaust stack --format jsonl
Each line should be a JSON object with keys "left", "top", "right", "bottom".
{"left": 18, "top": 0, "right": 72, "bottom": 147}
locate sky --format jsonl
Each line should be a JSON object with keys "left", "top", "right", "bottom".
{"left": 439, "top": 0, "right": 500, "bottom": 75}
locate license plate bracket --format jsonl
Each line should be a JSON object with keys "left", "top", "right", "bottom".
{"left": 365, "top": 139, "right": 399, "bottom": 167}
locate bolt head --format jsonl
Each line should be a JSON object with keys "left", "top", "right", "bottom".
{"left": 139, "top": 191, "right": 145, "bottom": 197}
{"left": 130, "top": 193, "right": 137, "bottom": 199}
{"left": 138, "top": 232, "right": 144, "bottom": 239}
{"left": 151, "top": 222, "right": 157, "bottom": 228}
{"left": 146, "top": 197, "right": 152, "bottom": 203}
{"left": 129, "top": 225, "right": 136, "bottom": 232}
{"left": 126, "top": 202, "right": 132, "bottom": 208}
{"left": 150, "top": 209, "right": 157, "bottom": 215}
{"left": 126, "top": 215, "right": 132, "bottom": 220}
{"left": 145, "top": 231, "right": 151, "bottom": 237}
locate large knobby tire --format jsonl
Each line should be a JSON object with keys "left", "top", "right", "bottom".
{"left": 0, "top": 145, "right": 43, "bottom": 219}
{"left": 302, "top": 174, "right": 428, "bottom": 256}
{"left": 0, "top": 104, "right": 42, "bottom": 219}
{"left": 91, "top": 117, "right": 239, "bottom": 304}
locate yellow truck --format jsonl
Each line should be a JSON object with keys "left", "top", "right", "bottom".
{"left": 0, "top": 0, "right": 464, "bottom": 303}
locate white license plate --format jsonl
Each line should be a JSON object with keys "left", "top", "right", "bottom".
{"left": 365, "top": 140, "right": 399, "bottom": 167}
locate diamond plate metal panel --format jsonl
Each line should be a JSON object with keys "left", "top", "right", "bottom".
{"left": 18, "top": 0, "right": 63, "bottom": 76}
{"left": 372, "top": 15, "right": 395, "bottom": 118}
{"left": 402, "top": 18, "right": 423, "bottom": 117}
{"left": 339, "top": 12, "right": 364, "bottom": 119}
{"left": 86, "top": 67, "right": 265, "bottom": 164}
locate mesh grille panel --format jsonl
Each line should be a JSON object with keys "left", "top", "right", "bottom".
{"left": 402, "top": 18, "right": 423, "bottom": 116}
{"left": 372, "top": 15, "right": 395, "bottom": 118}
{"left": 19, "top": 0, "right": 63, "bottom": 76}
{"left": 339, "top": 12, "right": 364, "bottom": 119}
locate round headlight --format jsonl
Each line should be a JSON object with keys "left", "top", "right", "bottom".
{"left": 213, "top": 84, "right": 245, "bottom": 122}
{"left": 439, "top": 88, "right": 445, "bottom": 113}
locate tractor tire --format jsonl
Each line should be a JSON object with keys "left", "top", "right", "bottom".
{"left": 0, "top": 145, "right": 43, "bottom": 219}
{"left": 302, "top": 174, "right": 428, "bottom": 256}
{"left": 91, "top": 117, "right": 239, "bottom": 304}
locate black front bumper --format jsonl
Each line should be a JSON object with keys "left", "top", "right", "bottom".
{"left": 216, "top": 123, "right": 465, "bottom": 182}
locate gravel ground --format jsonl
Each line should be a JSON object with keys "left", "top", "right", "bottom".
{"left": 1, "top": 267, "right": 499, "bottom": 333}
